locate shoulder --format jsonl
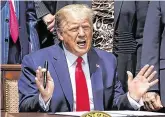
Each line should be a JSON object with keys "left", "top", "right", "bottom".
{"left": 23, "top": 45, "right": 59, "bottom": 62}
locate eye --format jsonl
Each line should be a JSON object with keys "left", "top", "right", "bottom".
{"left": 70, "top": 27, "right": 79, "bottom": 32}
{"left": 82, "top": 26, "right": 90, "bottom": 30}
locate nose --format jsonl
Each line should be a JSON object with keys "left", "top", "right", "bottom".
{"left": 78, "top": 27, "right": 85, "bottom": 37}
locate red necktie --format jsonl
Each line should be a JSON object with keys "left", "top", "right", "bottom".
{"left": 9, "top": 0, "right": 19, "bottom": 43}
{"left": 75, "top": 57, "right": 90, "bottom": 111}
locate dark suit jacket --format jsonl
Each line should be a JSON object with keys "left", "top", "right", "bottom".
{"left": 114, "top": 1, "right": 149, "bottom": 54}
{"left": 18, "top": 43, "right": 134, "bottom": 112}
{"left": 141, "top": 1, "right": 165, "bottom": 106}
{"left": 1, "top": 1, "right": 30, "bottom": 63}
{"left": 34, "top": 1, "right": 92, "bottom": 19}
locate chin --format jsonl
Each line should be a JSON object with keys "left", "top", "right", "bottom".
{"left": 76, "top": 50, "right": 88, "bottom": 56}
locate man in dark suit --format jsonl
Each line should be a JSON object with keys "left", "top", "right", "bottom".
{"left": 19, "top": 4, "right": 158, "bottom": 112}
{"left": 114, "top": 1, "right": 149, "bottom": 92}
{"left": 1, "top": 1, "right": 31, "bottom": 64}
{"left": 33, "top": 1, "right": 92, "bottom": 48}
{"left": 141, "top": 1, "right": 165, "bottom": 112}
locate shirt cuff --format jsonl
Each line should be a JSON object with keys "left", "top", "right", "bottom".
{"left": 127, "top": 92, "right": 144, "bottom": 110}
{"left": 39, "top": 93, "right": 51, "bottom": 111}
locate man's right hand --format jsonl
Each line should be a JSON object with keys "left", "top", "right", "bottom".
{"left": 143, "top": 92, "right": 163, "bottom": 111}
{"left": 35, "top": 66, "right": 54, "bottom": 103}
{"left": 42, "top": 13, "right": 55, "bottom": 32}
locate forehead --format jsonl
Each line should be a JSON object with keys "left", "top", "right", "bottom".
{"left": 63, "top": 11, "right": 91, "bottom": 25}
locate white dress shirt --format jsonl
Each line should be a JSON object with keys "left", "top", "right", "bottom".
{"left": 63, "top": 46, "right": 94, "bottom": 111}
{"left": 39, "top": 45, "right": 143, "bottom": 111}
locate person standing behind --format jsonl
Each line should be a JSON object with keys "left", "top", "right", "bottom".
{"left": 141, "top": 1, "right": 165, "bottom": 112}
{"left": 113, "top": 1, "right": 149, "bottom": 92}
{"left": 1, "top": 1, "right": 39, "bottom": 64}
{"left": 1, "top": 1, "right": 28, "bottom": 64}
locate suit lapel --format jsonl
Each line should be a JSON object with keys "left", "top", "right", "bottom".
{"left": 1, "top": 1, "right": 7, "bottom": 9}
{"left": 88, "top": 48, "right": 104, "bottom": 110}
{"left": 50, "top": 44, "right": 73, "bottom": 111}
{"left": 114, "top": 1, "right": 123, "bottom": 28}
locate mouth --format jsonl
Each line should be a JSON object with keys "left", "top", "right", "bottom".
{"left": 77, "top": 40, "right": 86, "bottom": 48}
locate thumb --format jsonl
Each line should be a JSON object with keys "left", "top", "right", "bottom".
{"left": 127, "top": 71, "right": 133, "bottom": 85}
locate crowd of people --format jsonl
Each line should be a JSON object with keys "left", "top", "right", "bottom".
{"left": 1, "top": 1, "right": 165, "bottom": 113}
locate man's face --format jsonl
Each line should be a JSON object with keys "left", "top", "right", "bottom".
{"left": 58, "top": 12, "right": 93, "bottom": 57}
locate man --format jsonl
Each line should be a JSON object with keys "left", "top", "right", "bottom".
{"left": 19, "top": 4, "right": 158, "bottom": 112}
{"left": 141, "top": 1, "right": 165, "bottom": 112}
{"left": 1, "top": 1, "right": 30, "bottom": 64}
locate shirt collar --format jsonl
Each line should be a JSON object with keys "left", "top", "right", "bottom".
{"left": 63, "top": 44, "right": 88, "bottom": 67}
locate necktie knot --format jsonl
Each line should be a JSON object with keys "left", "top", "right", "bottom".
{"left": 76, "top": 57, "right": 83, "bottom": 64}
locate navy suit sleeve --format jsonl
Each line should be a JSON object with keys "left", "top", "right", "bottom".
{"left": 141, "top": 1, "right": 161, "bottom": 91}
{"left": 101, "top": 53, "right": 134, "bottom": 110}
{"left": 18, "top": 55, "right": 44, "bottom": 112}
{"left": 113, "top": 70, "right": 134, "bottom": 110}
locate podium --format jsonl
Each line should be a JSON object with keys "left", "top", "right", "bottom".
{"left": 1, "top": 64, "right": 21, "bottom": 113}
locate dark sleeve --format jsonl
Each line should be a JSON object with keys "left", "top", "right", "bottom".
{"left": 141, "top": 1, "right": 161, "bottom": 91}
{"left": 26, "top": 1, "right": 40, "bottom": 51}
{"left": 135, "top": 1, "right": 149, "bottom": 43}
{"left": 34, "top": 1, "right": 50, "bottom": 19}
{"left": 18, "top": 55, "right": 44, "bottom": 112}
{"left": 134, "top": 1, "right": 149, "bottom": 74}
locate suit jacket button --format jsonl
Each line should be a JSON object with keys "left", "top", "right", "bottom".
{"left": 5, "top": 18, "right": 9, "bottom": 23}
{"left": 5, "top": 38, "right": 8, "bottom": 42}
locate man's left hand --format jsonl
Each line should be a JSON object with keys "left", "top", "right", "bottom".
{"left": 127, "top": 65, "right": 158, "bottom": 102}
{"left": 143, "top": 92, "right": 163, "bottom": 111}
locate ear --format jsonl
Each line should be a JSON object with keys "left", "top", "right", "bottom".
{"left": 57, "top": 30, "right": 64, "bottom": 41}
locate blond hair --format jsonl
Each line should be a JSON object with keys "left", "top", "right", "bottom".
{"left": 55, "top": 4, "right": 94, "bottom": 32}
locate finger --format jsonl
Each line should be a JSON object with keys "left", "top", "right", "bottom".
{"left": 38, "top": 66, "right": 43, "bottom": 78}
{"left": 147, "top": 71, "right": 157, "bottom": 82}
{"left": 36, "top": 69, "right": 42, "bottom": 82}
{"left": 156, "top": 94, "right": 163, "bottom": 108}
{"left": 50, "top": 27, "right": 55, "bottom": 32}
{"left": 41, "top": 68, "right": 46, "bottom": 72}
{"left": 143, "top": 65, "right": 154, "bottom": 78}
{"left": 137, "top": 64, "right": 149, "bottom": 76}
{"left": 47, "top": 71, "right": 53, "bottom": 81}
{"left": 149, "top": 96, "right": 160, "bottom": 111}
{"left": 47, "top": 20, "right": 55, "bottom": 30}
{"left": 144, "top": 101, "right": 152, "bottom": 111}
{"left": 127, "top": 71, "right": 133, "bottom": 85}
{"left": 149, "top": 79, "right": 158, "bottom": 87}
{"left": 152, "top": 101, "right": 162, "bottom": 111}
{"left": 148, "top": 101, "right": 155, "bottom": 111}
{"left": 35, "top": 77, "right": 44, "bottom": 93}
{"left": 36, "top": 69, "right": 40, "bottom": 79}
